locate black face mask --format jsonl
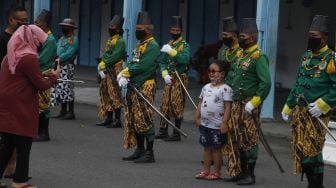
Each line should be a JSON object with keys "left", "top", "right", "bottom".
{"left": 15, "top": 22, "right": 28, "bottom": 30}
{"left": 171, "top": 33, "right": 181, "bottom": 41}
{"left": 62, "top": 28, "right": 71, "bottom": 35}
{"left": 238, "top": 38, "right": 249, "bottom": 49}
{"left": 307, "top": 37, "right": 321, "bottom": 51}
{"left": 109, "top": 29, "right": 117, "bottom": 37}
{"left": 222, "top": 37, "right": 233, "bottom": 47}
{"left": 135, "top": 29, "right": 146, "bottom": 40}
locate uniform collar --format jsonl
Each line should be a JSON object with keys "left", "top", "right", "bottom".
{"left": 312, "top": 45, "right": 328, "bottom": 56}
{"left": 172, "top": 36, "right": 183, "bottom": 45}
{"left": 245, "top": 44, "right": 259, "bottom": 53}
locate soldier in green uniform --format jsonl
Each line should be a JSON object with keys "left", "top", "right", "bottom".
{"left": 96, "top": 15, "right": 125, "bottom": 128}
{"left": 35, "top": 9, "right": 57, "bottom": 141}
{"left": 229, "top": 18, "right": 271, "bottom": 185}
{"left": 51, "top": 18, "right": 79, "bottom": 120}
{"left": 217, "top": 17, "right": 243, "bottom": 181}
{"left": 155, "top": 16, "right": 190, "bottom": 141}
{"left": 282, "top": 15, "right": 336, "bottom": 188}
{"left": 118, "top": 12, "right": 160, "bottom": 163}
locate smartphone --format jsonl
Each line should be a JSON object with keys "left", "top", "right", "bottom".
{"left": 54, "top": 59, "right": 59, "bottom": 70}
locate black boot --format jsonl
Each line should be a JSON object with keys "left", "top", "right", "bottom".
{"left": 155, "top": 127, "right": 168, "bottom": 139}
{"left": 313, "top": 173, "right": 324, "bottom": 188}
{"left": 107, "top": 109, "right": 122, "bottom": 128}
{"left": 35, "top": 113, "right": 50, "bottom": 142}
{"left": 62, "top": 101, "right": 76, "bottom": 120}
{"left": 52, "top": 103, "right": 67, "bottom": 118}
{"left": 96, "top": 111, "right": 113, "bottom": 126}
{"left": 134, "top": 150, "right": 155, "bottom": 163}
{"left": 236, "top": 163, "right": 256, "bottom": 185}
{"left": 302, "top": 164, "right": 314, "bottom": 188}
{"left": 122, "top": 148, "right": 145, "bottom": 161}
{"left": 164, "top": 118, "right": 182, "bottom": 141}
{"left": 223, "top": 173, "right": 245, "bottom": 182}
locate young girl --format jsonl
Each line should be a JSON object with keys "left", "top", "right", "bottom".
{"left": 195, "top": 61, "right": 232, "bottom": 180}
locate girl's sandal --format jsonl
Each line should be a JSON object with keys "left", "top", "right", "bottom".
{"left": 204, "top": 172, "right": 222, "bottom": 180}
{"left": 11, "top": 183, "right": 36, "bottom": 188}
{"left": 195, "top": 171, "right": 209, "bottom": 179}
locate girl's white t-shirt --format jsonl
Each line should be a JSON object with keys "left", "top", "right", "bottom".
{"left": 199, "top": 83, "right": 233, "bottom": 129}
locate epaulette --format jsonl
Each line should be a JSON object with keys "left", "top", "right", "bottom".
{"left": 67, "top": 37, "right": 74, "bottom": 44}
{"left": 251, "top": 50, "right": 260, "bottom": 60}
{"left": 326, "top": 59, "right": 335, "bottom": 74}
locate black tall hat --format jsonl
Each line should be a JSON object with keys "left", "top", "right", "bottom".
{"left": 222, "top": 17, "right": 238, "bottom": 32}
{"left": 309, "top": 15, "right": 329, "bottom": 32}
{"left": 239, "top": 18, "right": 258, "bottom": 33}
{"left": 136, "top": 11, "right": 152, "bottom": 25}
{"left": 170, "top": 16, "right": 183, "bottom": 29}
{"left": 36, "top": 9, "right": 51, "bottom": 26}
{"left": 109, "top": 15, "right": 124, "bottom": 29}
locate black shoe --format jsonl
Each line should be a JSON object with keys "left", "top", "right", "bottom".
{"left": 4, "top": 174, "right": 32, "bottom": 180}
{"left": 134, "top": 150, "right": 155, "bottom": 163}
{"left": 155, "top": 128, "right": 169, "bottom": 139}
{"left": 33, "top": 136, "right": 50, "bottom": 142}
{"left": 236, "top": 175, "right": 256, "bottom": 185}
{"left": 122, "top": 148, "right": 145, "bottom": 161}
{"left": 61, "top": 112, "right": 76, "bottom": 120}
{"left": 223, "top": 173, "right": 244, "bottom": 182}
{"left": 96, "top": 119, "right": 112, "bottom": 127}
{"left": 164, "top": 134, "right": 181, "bottom": 142}
{"left": 106, "top": 119, "right": 122, "bottom": 128}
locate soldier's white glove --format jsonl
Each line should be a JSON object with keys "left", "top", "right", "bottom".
{"left": 164, "top": 75, "right": 173, "bottom": 85}
{"left": 118, "top": 77, "right": 129, "bottom": 87}
{"left": 98, "top": 70, "right": 106, "bottom": 79}
{"left": 160, "top": 44, "right": 173, "bottom": 53}
{"left": 281, "top": 112, "right": 290, "bottom": 122}
{"left": 117, "top": 72, "right": 122, "bottom": 82}
{"left": 308, "top": 102, "right": 322, "bottom": 117}
{"left": 244, "top": 102, "right": 254, "bottom": 114}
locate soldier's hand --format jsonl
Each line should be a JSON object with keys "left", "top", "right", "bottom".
{"left": 164, "top": 75, "right": 173, "bottom": 85}
{"left": 281, "top": 112, "right": 290, "bottom": 122}
{"left": 244, "top": 102, "right": 254, "bottom": 114}
{"left": 118, "top": 77, "right": 128, "bottom": 87}
{"left": 308, "top": 102, "right": 322, "bottom": 117}
{"left": 160, "top": 44, "right": 172, "bottom": 53}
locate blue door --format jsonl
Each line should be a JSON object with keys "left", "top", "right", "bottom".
{"left": 78, "top": 0, "right": 102, "bottom": 66}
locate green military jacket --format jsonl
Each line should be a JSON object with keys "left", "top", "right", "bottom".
{"left": 57, "top": 34, "right": 79, "bottom": 63}
{"left": 38, "top": 31, "right": 57, "bottom": 71}
{"left": 284, "top": 45, "right": 336, "bottom": 113}
{"left": 160, "top": 36, "right": 190, "bottom": 75}
{"left": 217, "top": 43, "right": 242, "bottom": 87}
{"left": 102, "top": 34, "right": 126, "bottom": 67}
{"left": 126, "top": 37, "right": 160, "bottom": 87}
{"left": 230, "top": 44, "right": 271, "bottom": 103}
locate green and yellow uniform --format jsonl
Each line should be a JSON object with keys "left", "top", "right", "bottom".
{"left": 159, "top": 36, "right": 190, "bottom": 131}
{"left": 97, "top": 34, "right": 125, "bottom": 118}
{"left": 282, "top": 45, "right": 336, "bottom": 174}
{"left": 218, "top": 43, "right": 242, "bottom": 177}
{"left": 120, "top": 37, "right": 160, "bottom": 149}
{"left": 230, "top": 44, "right": 271, "bottom": 163}
{"left": 218, "top": 43, "right": 241, "bottom": 87}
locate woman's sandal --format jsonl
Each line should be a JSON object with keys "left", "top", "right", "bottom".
{"left": 204, "top": 172, "right": 222, "bottom": 180}
{"left": 195, "top": 171, "right": 209, "bottom": 179}
{"left": 11, "top": 183, "right": 36, "bottom": 188}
